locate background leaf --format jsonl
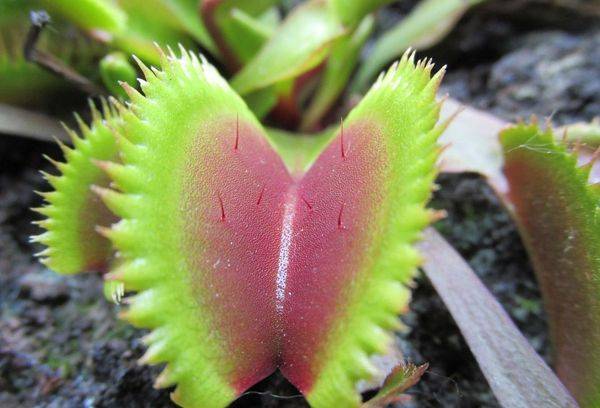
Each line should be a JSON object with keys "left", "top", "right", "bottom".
{"left": 301, "top": 15, "right": 374, "bottom": 131}
{"left": 437, "top": 98, "right": 508, "bottom": 196}
{"left": 352, "top": 0, "right": 486, "bottom": 92}
{"left": 231, "top": 0, "right": 344, "bottom": 95}
{"left": 201, "top": 0, "right": 279, "bottom": 68}
{"left": 329, "top": 0, "right": 394, "bottom": 27}
{"left": 418, "top": 227, "right": 579, "bottom": 408}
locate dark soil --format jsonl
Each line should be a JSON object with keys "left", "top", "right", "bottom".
{"left": 1, "top": 1, "right": 599, "bottom": 407}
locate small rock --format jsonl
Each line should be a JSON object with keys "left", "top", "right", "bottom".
{"left": 19, "top": 269, "right": 70, "bottom": 304}
{"left": 444, "top": 30, "right": 600, "bottom": 126}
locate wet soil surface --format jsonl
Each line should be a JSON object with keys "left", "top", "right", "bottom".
{"left": 1, "top": 1, "right": 599, "bottom": 407}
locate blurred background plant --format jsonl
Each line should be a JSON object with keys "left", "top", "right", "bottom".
{"left": 0, "top": 0, "right": 485, "bottom": 131}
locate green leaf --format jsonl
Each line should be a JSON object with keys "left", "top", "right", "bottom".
{"left": 43, "top": 0, "right": 217, "bottom": 58}
{"left": 0, "top": 19, "right": 100, "bottom": 107}
{"left": 231, "top": 0, "right": 345, "bottom": 95}
{"left": 265, "top": 126, "right": 336, "bottom": 176}
{"left": 99, "top": 52, "right": 137, "bottom": 98}
{"left": 329, "top": 0, "right": 394, "bottom": 27}
{"left": 40, "top": 0, "right": 127, "bottom": 34}
{"left": 0, "top": 34, "right": 68, "bottom": 106}
{"left": 112, "top": 0, "right": 200, "bottom": 65}
{"left": 231, "top": 7, "right": 275, "bottom": 38}
{"left": 256, "top": 6, "right": 281, "bottom": 30}
{"left": 0, "top": 0, "right": 36, "bottom": 26}
{"left": 244, "top": 87, "right": 279, "bottom": 119}
{"left": 301, "top": 15, "right": 374, "bottom": 131}
{"left": 501, "top": 123, "right": 600, "bottom": 407}
{"left": 353, "top": 0, "right": 486, "bottom": 92}
{"left": 156, "top": 0, "right": 218, "bottom": 55}
{"left": 201, "top": 0, "right": 279, "bottom": 68}
{"left": 227, "top": 7, "right": 275, "bottom": 61}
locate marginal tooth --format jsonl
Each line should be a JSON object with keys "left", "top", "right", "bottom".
{"left": 141, "top": 331, "right": 157, "bottom": 345}
{"left": 97, "top": 219, "right": 138, "bottom": 252}
{"left": 166, "top": 44, "right": 176, "bottom": 59}
{"left": 107, "top": 95, "right": 123, "bottom": 112}
{"left": 93, "top": 160, "right": 142, "bottom": 192}
{"left": 153, "top": 42, "right": 167, "bottom": 63}
{"left": 429, "top": 209, "right": 447, "bottom": 222}
{"left": 103, "top": 279, "right": 125, "bottom": 304}
{"left": 350, "top": 350, "right": 378, "bottom": 379}
{"left": 154, "top": 367, "right": 176, "bottom": 389}
{"left": 177, "top": 43, "right": 186, "bottom": 57}
{"left": 106, "top": 258, "right": 152, "bottom": 290}
{"left": 92, "top": 185, "right": 139, "bottom": 218}
{"left": 29, "top": 232, "right": 49, "bottom": 243}
{"left": 132, "top": 55, "right": 156, "bottom": 81}
{"left": 114, "top": 132, "right": 145, "bottom": 163}
{"left": 138, "top": 341, "right": 164, "bottom": 365}
{"left": 54, "top": 133, "right": 73, "bottom": 156}
{"left": 73, "top": 113, "right": 91, "bottom": 136}
{"left": 119, "top": 81, "right": 143, "bottom": 102}
{"left": 34, "top": 248, "right": 50, "bottom": 258}
{"left": 31, "top": 219, "right": 50, "bottom": 227}
{"left": 42, "top": 154, "right": 66, "bottom": 172}
{"left": 122, "top": 289, "right": 163, "bottom": 327}
{"left": 95, "top": 225, "right": 112, "bottom": 239}
{"left": 99, "top": 97, "right": 113, "bottom": 119}
{"left": 33, "top": 190, "right": 53, "bottom": 200}
{"left": 89, "top": 99, "right": 101, "bottom": 122}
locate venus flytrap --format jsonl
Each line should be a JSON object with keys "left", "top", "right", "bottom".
{"left": 501, "top": 123, "right": 600, "bottom": 408}
{"left": 33, "top": 47, "right": 445, "bottom": 407}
